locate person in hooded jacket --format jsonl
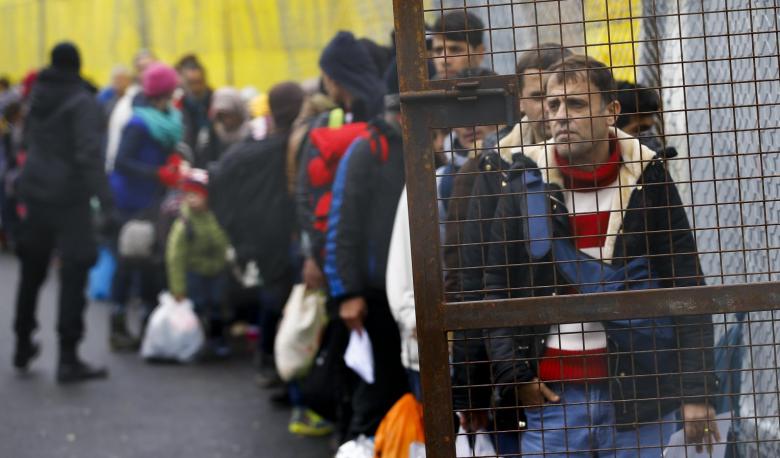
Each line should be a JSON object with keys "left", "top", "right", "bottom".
{"left": 108, "top": 63, "right": 184, "bottom": 351}
{"left": 295, "top": 31, "right": 386, "bottom": 294}
{"left": 210, "top": 81, "right": 304, "bottom": 377}
{"left": 13, "top": 42, "right": 113, "bottom": 383}
{"left": 323, "top": 86, "right": 409, "bottom": 441}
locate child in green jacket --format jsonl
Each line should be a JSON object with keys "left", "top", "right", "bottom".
{"left": 166, "top": 169, "right": 230, "bottom": 355}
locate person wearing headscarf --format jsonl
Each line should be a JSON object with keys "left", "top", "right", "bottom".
{"left": 194, "top": 87, "right": 251, "bottom": 168}
{"left": 210, "top": 81, "right": 305, "bottom": 383}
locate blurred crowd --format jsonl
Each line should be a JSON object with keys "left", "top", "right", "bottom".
{"left": 0, "top": 8, "right": 711, "bottom": 458}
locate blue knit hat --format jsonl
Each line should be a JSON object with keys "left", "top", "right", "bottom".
{"left": 319, "top": 31, "right": 385, "bottom": 120}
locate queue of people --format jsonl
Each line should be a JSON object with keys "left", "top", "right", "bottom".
{"left": 0, "top": 8, "right": 722, "bottom": 458}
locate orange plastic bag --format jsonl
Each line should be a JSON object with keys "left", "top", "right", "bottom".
{"left": 374, "top": 393, "right": 425, "bottom": 458}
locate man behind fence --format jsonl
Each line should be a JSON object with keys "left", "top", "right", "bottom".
{"left": 484, "top": 54, "right": 719, "bottom": 457}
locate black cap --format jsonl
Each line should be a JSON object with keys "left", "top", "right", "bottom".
{"left": 51, "top": 42, "right": 81, "bottom": 73}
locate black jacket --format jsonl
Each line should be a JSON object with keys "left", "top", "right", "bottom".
{"left": 210, "top": 133, "right": 293, "bottom": 284}
{"left": 450, "top": 149, "right": 517, "bottom": 415}
{"left": 18, "top": 68, "right": 112, "bottom": 208}
{"left": 323, "top": 118, "right": 404, "bottom": 302}
{"left": 483, "top": 134, "right": 716, "bottom": 429}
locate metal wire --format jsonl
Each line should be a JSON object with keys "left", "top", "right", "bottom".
{"left": 395, "top": 0, "right": 780, "bottom": 456}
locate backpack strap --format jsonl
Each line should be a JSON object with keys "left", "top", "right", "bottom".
{"left": 515, "top": 167, "right": 659, "bottom": 294}
{"left": 363, "top": 125, "right": 390, "bottom": 164}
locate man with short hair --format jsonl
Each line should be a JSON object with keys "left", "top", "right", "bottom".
{"left": 484, "top": 54, "right": 718, "bottom": 456}
{"left": 430, "top": 10, "right": 486, "bottom": 78}
{"left": 97, "top": 65, "right": 132, "bottom": 118}
{"left": 615, "top": 80, "right": 666, "bottom": 153}
{"left": 448, "top": 46, "right": 573, "bottom": 455}
{"left": 177, "top": 55, "right": 214, "bottom": 157}
{"left": 105, "top": 49, "right": 157, "bottom": 171}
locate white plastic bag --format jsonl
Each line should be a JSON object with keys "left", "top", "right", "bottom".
{"left": 335, "top": 435, "right": 374, "bottom": 458}
{"left": 140, "top": 292, "right": 204, "bottom": 363}
{"left": 274, "top": 285, "right": 328, "bottom": 381}
{"left": 455, "top": 425, "right": 496, "bottom": 457}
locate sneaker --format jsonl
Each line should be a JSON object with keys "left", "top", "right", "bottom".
{"left": 289, "top": 408, "right": 335, "bottom": 437}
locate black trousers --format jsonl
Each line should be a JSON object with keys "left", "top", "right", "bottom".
{"left": 345, "top": 289, "right": 409, "bottom": 438}
{"left": 13, "top": 202, "right": 97, "bottom": 350}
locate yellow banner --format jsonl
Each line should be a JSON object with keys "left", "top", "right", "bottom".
{"left": 0, "top": 0, "right": 393, "bottom": 91}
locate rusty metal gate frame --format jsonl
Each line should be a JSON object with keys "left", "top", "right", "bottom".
{"left": 392, "top": 1, "right": 780, "bottom": 455}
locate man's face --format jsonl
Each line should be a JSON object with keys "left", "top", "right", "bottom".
{"left": 215, "top": 111, "right": 244, "bottom": 132}
{"left": 545, "top": 74, "right": 619, "bottom": 162}
{"left": 430, "top": 35, "right": 485, "bottom": 78}
{"left": 620, "top": 114, "right": 656, "bottom": 138}
{"left": 183, "top": 68, "right": 208, "bottom": 98}
{"left": 321, "top": 72, "right": 345, "bottom": 107}
{"left": 112, "top": 73, "right": 132, "bottom": 96}
{"left": 134, "top": 55, "right": 155, "bottom": 76}
{"left": 519, "top": 68, "right": 551, "bottom": 140}
{"left": 452, "top": 125, "right": 493, "bottom": 150}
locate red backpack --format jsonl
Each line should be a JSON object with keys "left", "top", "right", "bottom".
{"left": 307, "top": 122, "right": 389, "bottom": 233}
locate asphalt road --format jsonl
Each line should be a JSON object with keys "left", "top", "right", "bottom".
{"left": 0, "top": 253, "right": 331, "bottom": 458}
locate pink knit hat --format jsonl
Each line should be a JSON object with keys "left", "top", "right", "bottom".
{"left": 142, "top": 63, "right": 179, "bottom": 98}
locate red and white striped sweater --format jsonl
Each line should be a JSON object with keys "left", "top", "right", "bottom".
{"left": 538, "top": 140, "right": 622, "bottom": 382}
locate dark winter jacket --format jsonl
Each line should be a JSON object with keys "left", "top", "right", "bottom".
{"left": 181, "top": 91, "right": 212, "bottom": 152}
{"left": 109, "top": 116, "right": 171, "bottom": 215}
{"left": 483, "top": 129, "right": 716, "bottom": 429}
{"left": 210, "top": 133, "right": 294, "bottom": 284}
{"left": 18, "top": 67, "right": 112, "bottom": 208}
{"left": 449, "top": 150, "right": 518, "bottom": 415}
{"left": 296, "top": 108, "right": 371, "bottom": 265}
{"left": 323, "top": 117, "right": 404, "bottom": 302}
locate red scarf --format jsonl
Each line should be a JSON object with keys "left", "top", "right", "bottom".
{"left": 554, "top": 137, "right": 621, "bottom": 190}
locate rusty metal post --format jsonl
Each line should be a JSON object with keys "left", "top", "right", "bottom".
{"left": 392, "top": 1, "right": 456, "bottom": 456}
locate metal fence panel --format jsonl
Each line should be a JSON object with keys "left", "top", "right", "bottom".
{"left": 394, "top": 1, "right": 780, "bottom": 456}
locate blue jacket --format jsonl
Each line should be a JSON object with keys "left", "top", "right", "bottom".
{"left": 110, "top": 116, "right": 170, "bottom": 215}
{"left": 323, "top": 118, "right": 404, "bottom": 302}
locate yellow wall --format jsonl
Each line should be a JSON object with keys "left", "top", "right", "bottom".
{"left": 0, "top": 0, "right": 394, "bottom": 91}
{"left": 0, "top": 0, "right": 640, "bottom": 90}
{"left": 583, "top": 0, "right": 643, "bottom": 83}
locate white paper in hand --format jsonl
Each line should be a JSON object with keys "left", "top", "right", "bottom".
{"left": 344, "top": 330, "right": 375, "bottom": 384}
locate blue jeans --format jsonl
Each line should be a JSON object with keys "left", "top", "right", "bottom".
{"left": 521, "top": 382, "right": 616, "bottom": 458}
{"left": 186, "top": 271, "right": 226, "bottom": 319}
{"left": 613, "top": 411, "right": 677, "bottom": 458}
{"left": 407, "top": 369, "right": 422, "bottom": 402}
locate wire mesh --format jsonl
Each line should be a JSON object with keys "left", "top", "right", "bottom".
{"left": 396, "top": 0, "right": 780, "bottom": 456}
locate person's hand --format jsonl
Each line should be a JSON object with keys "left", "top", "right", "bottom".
{"left": 459, "top": 410, "right": 489, "bottom": 433}
{"left": 157, "top": 154, "right": 183, "bottom": 187}
{"left": 340, "top": 297, "right": 367, "bottom": 333}
{"left": 516, "top": 378, "right": 560, "bottom": 408}
{"left": 682, "top": 403, "right": 720, "bottom": 454}
{"left": 302, "top": 257, "right": 325, "bottom": 290}
{"left": 157, "top": 163, "right": 181, "bottom": 187}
